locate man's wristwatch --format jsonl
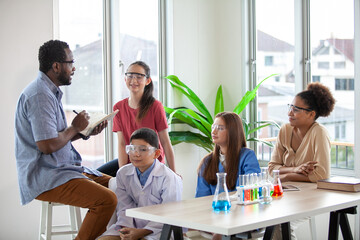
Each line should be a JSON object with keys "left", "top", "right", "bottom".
{"left": 79, "top": 133, "right": 90, "bottom": 140}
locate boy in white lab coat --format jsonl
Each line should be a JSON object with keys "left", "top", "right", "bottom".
{"left": 98, "top": 128, "right": 183, "bottom": 240}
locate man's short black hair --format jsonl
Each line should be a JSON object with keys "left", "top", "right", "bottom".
{"left": 130, "top": 128, "right": 159, "bottom": 149}
{"left": 38, "top": 40, "right": 69, "bottom": 73}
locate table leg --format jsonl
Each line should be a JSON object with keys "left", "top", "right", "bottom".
{"left": 328, "top": 206, "right": 357, "bottom": 240}
{"left": 160, "top": 224, "right": 184, "bottom": 240}
{"left": 339, "top": 212, "right": 353, "bottom": 240}
{"left": 263, "top": 225, "right": 275, "bottom": 240}
{"left": 328, "top": 211, "right": 340, "bottom": 240}
{"left": 281, "top": 222, "right": 291, "bottom": 240}
{"left": 172, "top": 226, "right": 184, "bottom": 240}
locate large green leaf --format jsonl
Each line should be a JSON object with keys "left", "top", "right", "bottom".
{"left": 169, "top": 131, "right": 214, "bottom": 152}
{"left": 214, "top": 85, "right": 224, "bottom": 116}
{"left": 164, "top": 107, "right": 197, "bottom": 129}
{"left": 241, "top": 118, "right": 250, "bottom": 139}
{"left": 248, "top": 120, "right": 281, "bottom": 135}
{"left": 233, "top": 74, "right": 278, "bottom": 114}
{"left": 167, "top": 108, "right": 211, "bottom": 137}
{"left": 166, "top": 75, "right": 213, "bottom": 123}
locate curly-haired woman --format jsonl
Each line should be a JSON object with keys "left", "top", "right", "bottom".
{"left": 268, "top": 82, "right": 335, "bottom": 183}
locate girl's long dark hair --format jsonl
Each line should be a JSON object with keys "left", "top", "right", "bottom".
{"left": 198, "top": 112, "right": 247, "bottom": 190}
{"left": 128, "top": 61, "right": 155, "bottom": 121}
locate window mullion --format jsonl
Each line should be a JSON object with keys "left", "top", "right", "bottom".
{"left": 302, "top": 0, "right": 311, "bottom": 90}
{"left": 103, "top": 0, "right": 113, "bottom": 162}
{"left": 249, "top": 0, "right": 257, "bottom": 150}
{"left": 158, "top": 0, "right": 167, "bottom": 104}
{"left": 354, "top": 0, "right": 360, "bottom": 180}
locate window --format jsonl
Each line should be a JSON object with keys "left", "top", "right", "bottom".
{"left": 265, "top": 56, "right": 274, "bottom": 66}
{"left": 349, "top": 78, "right": 354, "bottom": 90}
{"left": 318, "top": 62, "right": 330, "bottom": 69}
{"left": 335, "top": 122, "right": 346, "bottom": 140}
{"left": 112, "top": 0, "right": 160, "bottom": 102}
{"left": 110, "top": 0, "right": 160, "bottom": 156}
{"left": 334, "top": 61, "right": 346, "bottom": 69}
{"left": 57, "top": 0, "right": 105, "bottom": 169}
{"left": 312, "top": 76, "right": 321, "bottom": 82}
{"left": 335, "top": 78, "right": 355, "bottom": 90}
{"left": 310, "top": 0, "right": 355, "bottom": 172}
{"left": 252, "top": 0, "right": 356, "bottom": 175}
{"left": 56, "top": 0, "right": 161, "bottom": 167}
{"left": 256, "top": 0, "right": 295, "bottom": 146}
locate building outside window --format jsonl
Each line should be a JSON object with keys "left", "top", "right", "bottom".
{"left": 255, "top": 0, "right": 355, "bottom": 173}
{"left": 318, "top": 61, "right": 330, "bottom": 69}
{"left": 57, "top": 0, "right": 105, "bottom": 169}
{"left": 56, "top": 0, "right": 160, "bottom": 169}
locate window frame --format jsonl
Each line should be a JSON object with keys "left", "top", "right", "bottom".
{"left": 245, "top": 0, "right": 360, "bottom": 178}
{"left": 53, "top": 0, "right": 165, "bottom": 163}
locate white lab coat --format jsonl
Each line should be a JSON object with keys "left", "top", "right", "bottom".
{"left": 102, "top": 160, "right": 183, "bottom": 239}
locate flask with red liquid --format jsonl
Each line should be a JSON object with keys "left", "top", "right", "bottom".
{"left": 272, "top": 170, "right": 283, "bottom": 197}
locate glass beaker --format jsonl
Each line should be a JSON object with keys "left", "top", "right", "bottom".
{"left": 259, "top": 168, "right": 272, "bottom": 204}
{"left": 272, "top": 170, "right": 283, "bottom": 197}
{"left": 237, "top": 174, "right": 245, "bottom": 204}
{"left": 212, "top": 172, "right": 231, "bottom": 212}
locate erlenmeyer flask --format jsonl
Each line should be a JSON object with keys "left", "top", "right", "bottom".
{"left": 212, "top": 172, "right": 231, "bottom": 212}
{"left": 272, "top": 170, "right": 283, "bottom": 197}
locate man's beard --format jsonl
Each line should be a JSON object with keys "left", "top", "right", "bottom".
{"left": 58, "top": 71, "right": 71, "bottom": 86}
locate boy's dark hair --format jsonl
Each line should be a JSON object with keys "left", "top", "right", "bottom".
{"left": 130, "top": 128, "right": 159, "bottom": 149}
{"left": 38, "top": 40, "right": 69, "bottom": 73}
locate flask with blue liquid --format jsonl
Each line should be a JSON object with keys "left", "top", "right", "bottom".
{"left": 212, "top": 172, "right": 231, "bottom": 212}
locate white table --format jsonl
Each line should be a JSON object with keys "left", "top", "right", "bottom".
{"left": 126, "top": 182, "right": 360, "bottom": 239}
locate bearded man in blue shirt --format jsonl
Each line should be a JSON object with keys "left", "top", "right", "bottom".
{"left": 15, "top": 40, "right": 117, "bottom": 240}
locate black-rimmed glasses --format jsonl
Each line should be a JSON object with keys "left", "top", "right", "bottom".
{"left": 59, "top": 60, "right": 75, "bottom": 64}
{"left": 287, "top": 104, "right": 312, "bottom": 113}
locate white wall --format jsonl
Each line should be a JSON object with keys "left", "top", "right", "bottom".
{"left": 0, "top": 0, "right": 53, "bottom": 238}
{"left": 168, "top": 0, "right": 244, "bottom": 200}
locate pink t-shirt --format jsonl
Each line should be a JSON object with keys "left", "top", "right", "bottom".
{"left": 113, "top": 98, "right": 168, "bottom": 163}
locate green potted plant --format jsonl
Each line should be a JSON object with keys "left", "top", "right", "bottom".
{"left": 164, "top": 74, "right": 280, "bottom": 152}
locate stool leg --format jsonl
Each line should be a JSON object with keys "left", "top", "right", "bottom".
{"left": 39, "top": 202, "right": 47, "bottom": 240}
{"left": 309, "top": 216, "right": 317, "bottom": 240}
{"left": 45, "top": 202, "right": 53, "bottom": 240}
{"left": 74, "top": 207, "right": 82, "bottom": 229}
{"left": 69, "top": 206, "right": 77, "bottom": 239}
{"left": 69, "top": 206, "right": 82, "bottom": 238}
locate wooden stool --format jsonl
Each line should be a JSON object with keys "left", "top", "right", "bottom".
{"left": 39, "top": 201, "right": 82, "bottom": 240}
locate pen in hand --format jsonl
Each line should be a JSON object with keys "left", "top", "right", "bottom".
{"left": 73, "top": 110, "right": 79, "bottom": 115}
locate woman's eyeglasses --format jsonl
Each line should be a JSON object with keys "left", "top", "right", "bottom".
{"left": 211, "top": 124, "right": 226, "bottom": 131}
{"left": 287, "top": 104, "right": 312, "bottom": 113}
